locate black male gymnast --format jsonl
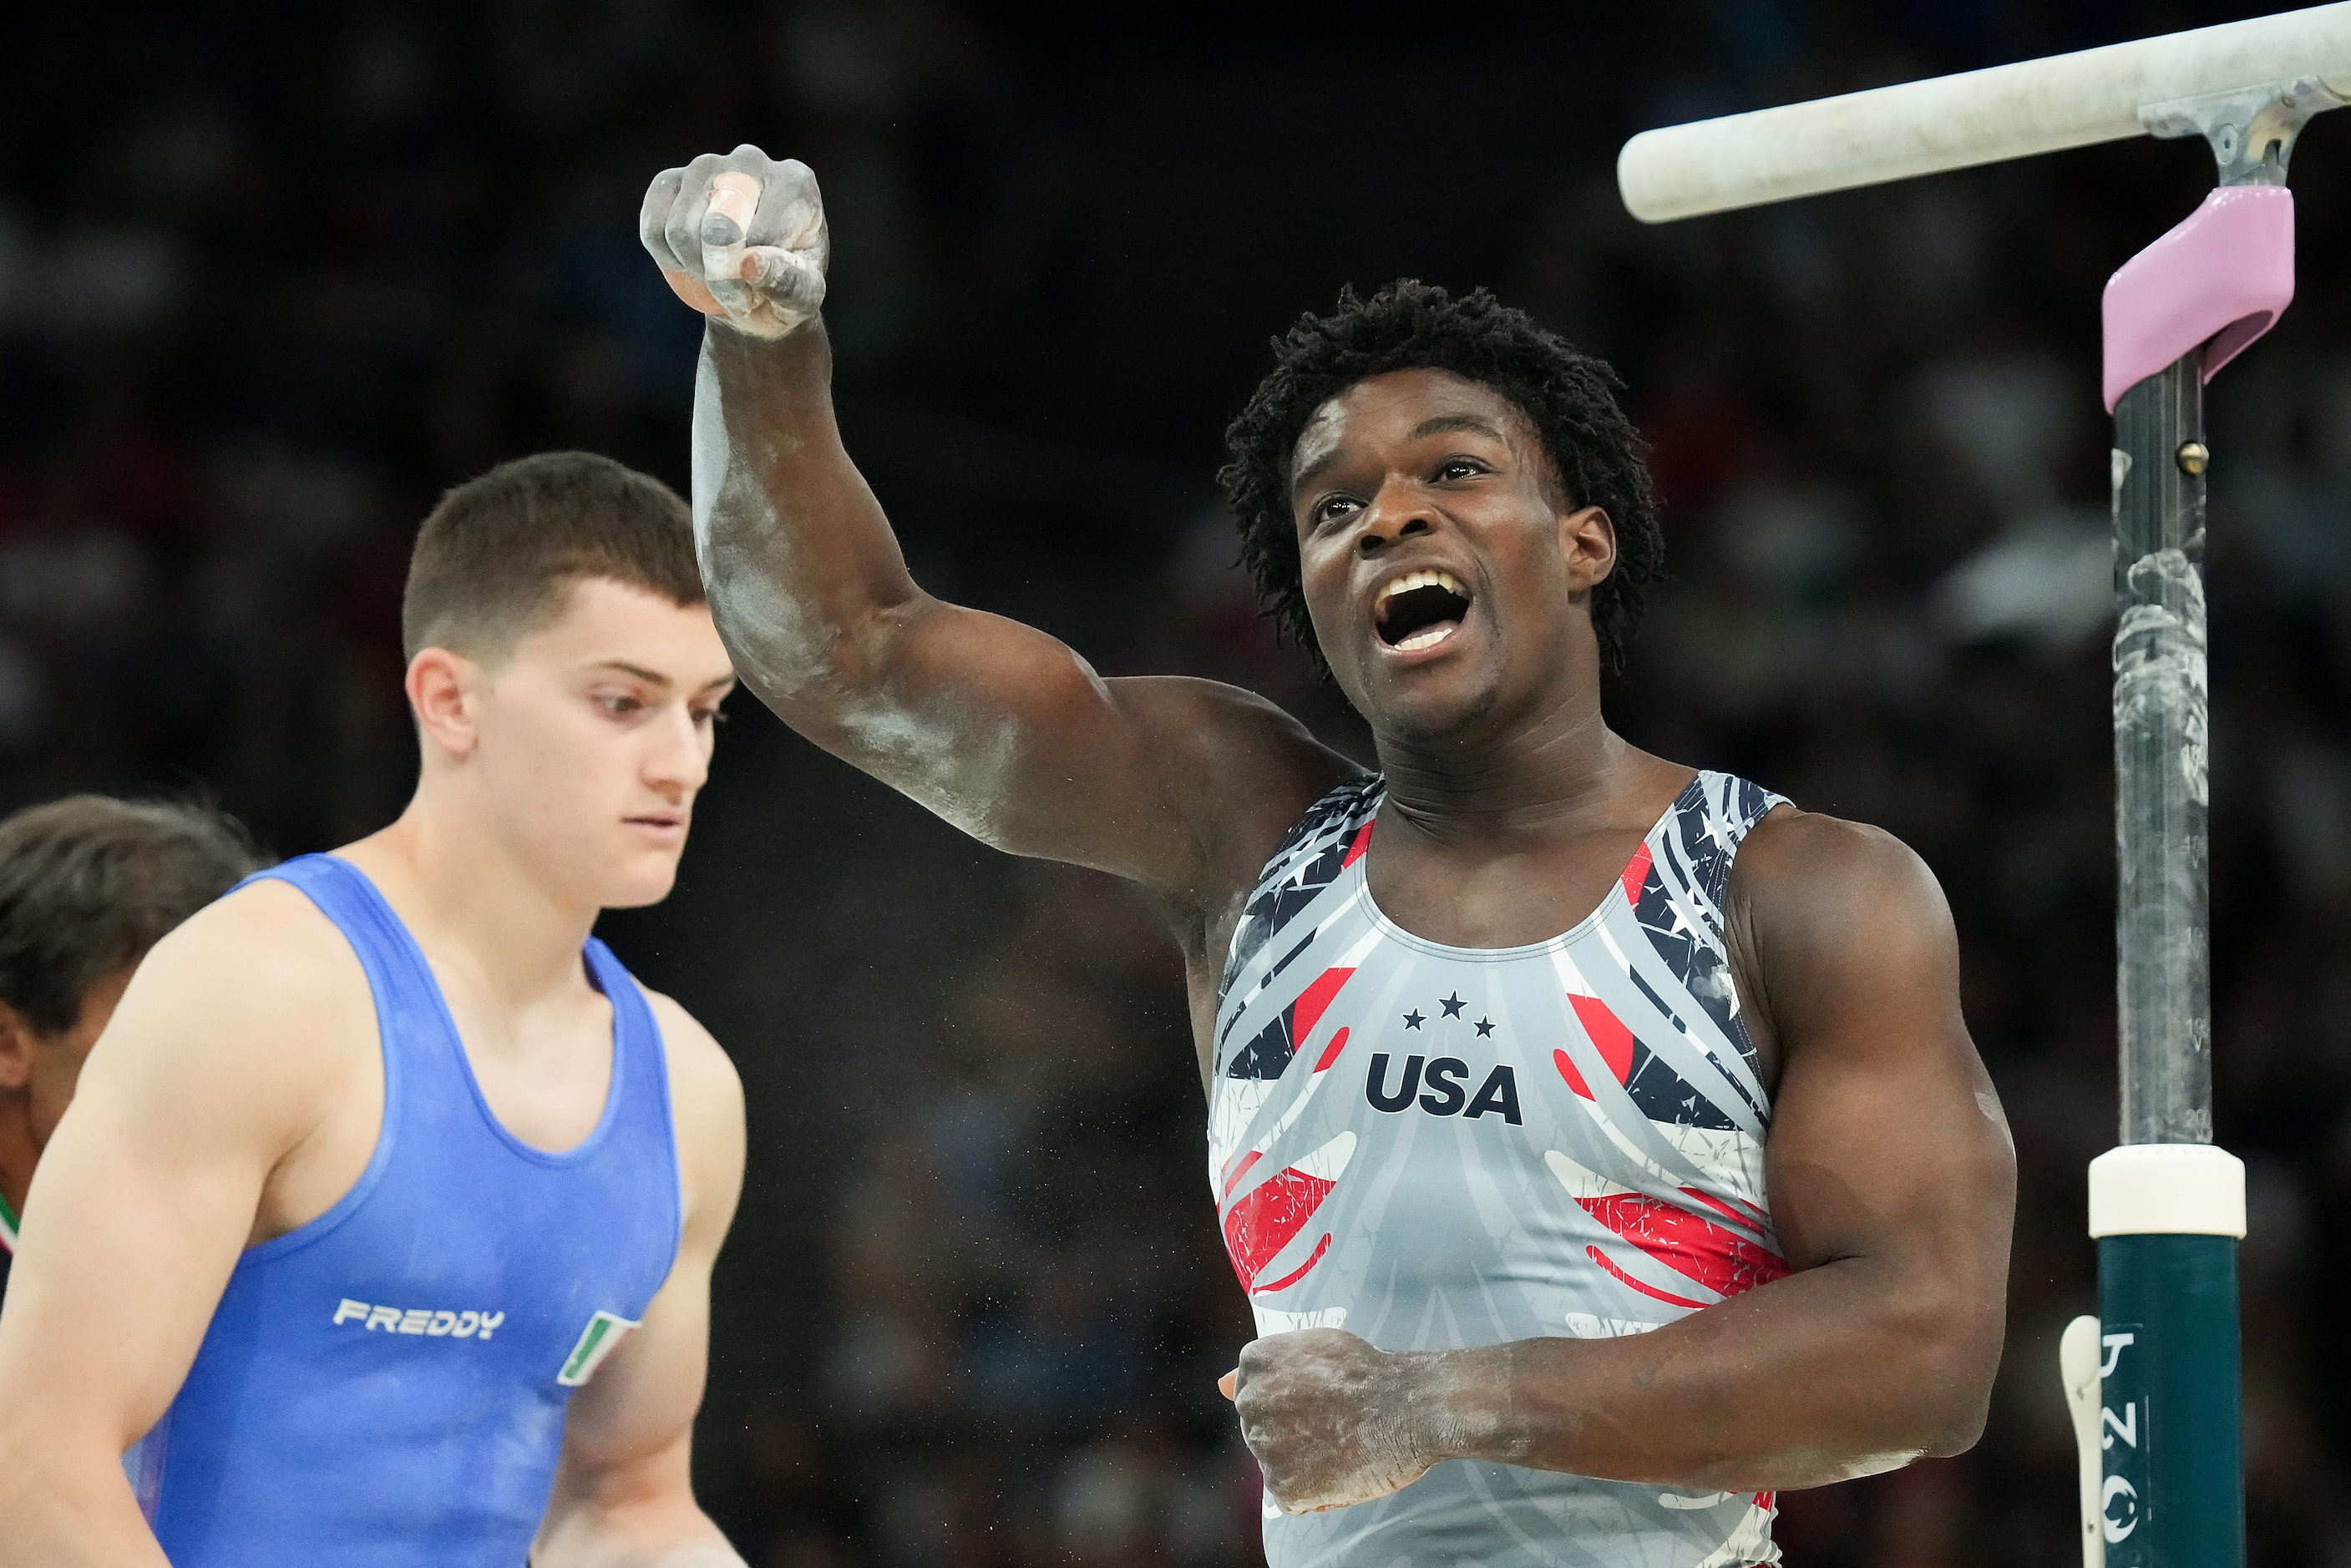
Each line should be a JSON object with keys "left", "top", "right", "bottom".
{"left": 641, "top": 145, "right": 2014, "bottom": 1568}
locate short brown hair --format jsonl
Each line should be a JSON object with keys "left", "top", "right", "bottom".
{"left": 401, "top": 452, "right": 703, "bottom": 662}
{"left": 0, "top": 796, "right": 266, "bottom": 1035}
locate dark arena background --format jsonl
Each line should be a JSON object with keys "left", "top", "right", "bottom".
{"left": 4, "top": 2, "right": 2348, "bottom": 1563}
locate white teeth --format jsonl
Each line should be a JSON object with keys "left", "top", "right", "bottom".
{"left": 1376, "top": 569, "right": 1467, "bottom": 605}
{"left": 1395, "top": 624, "right": 1456, "bottom": 652}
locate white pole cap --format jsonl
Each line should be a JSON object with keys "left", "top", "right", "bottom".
{"left": 2087, "top": 1144, "right": 2247, "bottom": 1238}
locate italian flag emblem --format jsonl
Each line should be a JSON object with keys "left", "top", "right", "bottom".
{"left": 557, "top": 1310, "right": 638, "bottom": 1387}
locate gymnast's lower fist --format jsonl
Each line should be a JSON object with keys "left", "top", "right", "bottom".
{"left": 640, "top": 144, "right": 829, "bottom": 340}
{"left": 1226, "top": 1328, "right": 1446, "bottom": 1515}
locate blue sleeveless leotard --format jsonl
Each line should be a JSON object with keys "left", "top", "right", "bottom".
{"left": 127, "top": 853, "right": 683, "bottom": 1566}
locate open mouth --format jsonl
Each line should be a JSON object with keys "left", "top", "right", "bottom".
{"left": 1375, "top": 569, "right": 1472, "bottom": 652}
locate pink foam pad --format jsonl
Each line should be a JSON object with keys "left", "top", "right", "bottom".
{"left": 2103, "top": 184, "right": 2295, "bottom": 412}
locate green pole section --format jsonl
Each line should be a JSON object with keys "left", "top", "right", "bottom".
{"left": 2095, "top": 1234, "right": 2244, "bottom": 1565}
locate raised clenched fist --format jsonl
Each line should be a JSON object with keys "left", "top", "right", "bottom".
{"left": 1225, "top": 1328, "right": 1444, "bottom": 1514}
{"left": 640, "top": 144, "right": 828, "bottom": 341}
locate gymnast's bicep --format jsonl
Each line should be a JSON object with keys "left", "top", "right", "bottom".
{"left": 798, "top": 596, "right": 1357, "bottom": 898}
{"left": 0, "top": 890, "right": 342, "bottom": 1462}
{"left": 1738, "top": 812, "right": 2016, "bottom": 1446}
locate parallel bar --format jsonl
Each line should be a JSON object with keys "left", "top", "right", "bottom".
{"left": 1617, "top": 3, "right": 2351, "bottom": 221}
{"left": 2110, "top": 355, "right": 2211, "bottom": 1147}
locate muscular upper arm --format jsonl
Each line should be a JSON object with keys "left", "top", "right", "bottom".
{"left": 777, "top": 597, "right": 1353, "bottom": 904}
{"left": 867, "top": 620, "right": 1351, "bottom": 870}
{"left": 535, "top": 996, "right": 743, "bottom": 1555}
{"left": 0, "top": 884, "right": 353, "bottom": 1459}
{"left": 1734, "top": 812, "right": 2016, "bottom": 1449}
{"left": 694, "top": 322, "right": 1353, "bottom": 908}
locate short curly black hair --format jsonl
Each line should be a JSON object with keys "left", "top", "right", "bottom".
{"left": 1217, "top": 280, "right": 1663, "bottom": 672}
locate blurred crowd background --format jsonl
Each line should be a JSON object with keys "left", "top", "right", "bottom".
{"left": 5, "top": 2, "right": 2348, "bottom": 1564}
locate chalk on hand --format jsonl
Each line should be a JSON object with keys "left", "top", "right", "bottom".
{"left": 701, "top": 172, "right": 762, "bottom": 284}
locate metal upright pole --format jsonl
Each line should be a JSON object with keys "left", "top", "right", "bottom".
{"left": 2096, "top": 346, "right": 2242, "bottom": 1568}
{"left": 2111, "top": 352, "right": 2212, "bottom": 1149}
{"left": 2080, "top": 83, "right": 2326, "bottom": 1568}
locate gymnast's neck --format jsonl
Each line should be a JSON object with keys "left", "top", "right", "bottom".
{"left": 342, "top": 794, "right": 605, "bottom": 1014}
{"left": 1372, "top": 680, "right": 1667, "bottom": 852}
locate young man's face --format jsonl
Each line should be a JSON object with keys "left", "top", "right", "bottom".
{"left": 1288, "top": 368, "right": 1617, "bottom": 741}
{"left": 0, "top": 964, "right": 136, "bottom": 1153}
{"left": 465, "top": 578, "right": 737, "bottom": 910}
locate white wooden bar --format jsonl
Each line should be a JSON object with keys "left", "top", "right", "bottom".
{"left": 1618, "top": 4, "right": 2351, "bottom": 221}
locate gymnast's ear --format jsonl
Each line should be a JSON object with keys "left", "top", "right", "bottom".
{"left": 1561, "top": 503, "right": 1618, "bottom": 589}
{"left": 0, "top": 999, "right": 36, "bottom": 1092}
{"left": 406, "top": 645, "right": 485, "bottom": 761}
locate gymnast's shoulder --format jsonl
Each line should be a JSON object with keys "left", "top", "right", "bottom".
{"left": 637, "top": 989, "right": 747, "bottom": 1211}
{"left": 117, "top": 876, "right": 370, "bottom": 1042}
{"left": 1107, "top": 674, "right": 1366, "bottom": 842}
{"left": 1727, "top": 803, "right": 1958, "bottom": 978}
{"left": 73, "top": 874, "right": 372, "bottom": 1145}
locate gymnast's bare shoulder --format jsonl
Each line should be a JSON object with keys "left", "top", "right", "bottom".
{"left": 1724, "top": 807, "right": 1962, "bottom": 1085}
{"left": 1096, "top": 674, "right": 1367, "bottom": 901}
{"left": 638, "top": 991, "right": 746, "bottom": 1233}
{"left": 61, "top": 877, "right": 380, "bottom": 1248}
